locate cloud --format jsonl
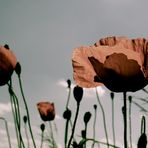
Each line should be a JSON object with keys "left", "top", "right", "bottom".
{"left": 0, "top": 102, "right": 11, "bottom": 115}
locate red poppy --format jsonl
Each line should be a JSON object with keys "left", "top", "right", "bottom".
{"left": 0, "top": 45, "right": 17, "bottom": 86}
{"left": 72, "top": 36, "right": 148, "bottom": 92}
{"left": 37, "top": 102, "right": 55, "bottom": 121}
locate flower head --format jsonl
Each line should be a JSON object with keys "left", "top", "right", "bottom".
{"left": 37, "top": 102, "right": 55, "bottom": 122}
{"left": 0, "top": 45, "right": 17, "bottom": 85}
{"left": 72, "top": 36, "right": 148, "bottom": 92}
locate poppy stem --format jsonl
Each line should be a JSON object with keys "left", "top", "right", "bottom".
{"left": 18, "top": 76, "right": 36, "bottom": 148}
{"left": 0, "top": 117, "right": 12, "bottom": 148}
{"left": 112, "top": 97, "right": 116, "bottom": 146}
{"left": 123, "top": 92, "right": 127, "bottom": 148}
{"left": 40, "top": 130, "right": 44, "bottom": 148}
{"left": 49, "top": 121, "right": 56, "bottom": 147}
{"left": 64, "top": 120, "right": 69, "bottom": 148}
{"left": 67, "top": 102, "right": 80, "bottom": 148}
{"left": 24, "top": 122, "right": 30, "bottom": 148}
{"left": 96, "top": 88, "right": 109, "bottom": 148}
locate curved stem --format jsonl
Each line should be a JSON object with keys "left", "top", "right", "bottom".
{"left": 66, "top": 87, "right": 71, "bottom": 109}
{"left": 67, "top": 103, "right": 80, "bottom": 148}
{"left": 96, "top": 88, "right": 109, "bottom": 148}
{"left": 18, "top": 76, "right": 36, "bottom": 148}
{"left": 24, "top": 123, "right": 30, "bottom": 148}
{"left": 49, "top": 121, "right": 56, "bottom": 147}
{"left": 0, "top": 117, "right": 12, "bottom": 148}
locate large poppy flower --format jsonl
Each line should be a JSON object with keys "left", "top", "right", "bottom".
{"left": 72, "top": 36, "right": 148, "bottom": 92}
{"left": 0, "top": 45, "right": 17, "bottom": 86}
{"left": 37, "top": 102, "right": 55, "bottom": 121}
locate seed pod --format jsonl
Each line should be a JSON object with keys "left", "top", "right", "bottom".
{"left": 73, "top": 85, "right": 83, "bottom": 103}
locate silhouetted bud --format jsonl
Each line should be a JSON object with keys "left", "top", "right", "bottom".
{"left": 73, "top": 86, "right": 83, "bottom": 103}
{"left": 84, "top": 112, "right": 91, "bottom": 124}
{"left": 63, "top": 108, "right": 71, "bottom": 120}
{"left": 40, "top": 123, "right": 45, "bottom": 132}
{"left": 93, "top": 104, "right": 97, "bottom": 110}
{"left": 110, "top": 92, "right": 114, "bottom": 100}
{"left": 73, "top": 141, "right": 78, "bottom": 148}
{"left": 4, "top": 44, "right": 9, "bottom": 49}
{"left": 37, "top": 102, "right": 55, "bottom": 121}
{"left": 23, "top": 115, "right": 27, "bottom": 124}
{"left": 15, "top": 62, "right": 21, "bottom": 76}
{"left": 67, "top": 79, "right": 71, "bottom": 88}
{"left": 128, "top": 96, "right": 132, "bottom": 103}
{"left": 137, "top": 133, "right": 147, "bottom": 148}
{"left": 81, "top": 130, "right": 86, "bottom": 139}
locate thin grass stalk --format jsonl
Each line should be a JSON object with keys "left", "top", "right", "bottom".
{"left": 67, "top": 102, "right": 80, "bottom": 148}
{"left": 18, "top": 76, "right": 36, "bottom": 148}
{"left": 0, "top": 117, "right": 12, "bottom": 148}
{"left": 123, "top": 92, "right": 127, "bottom": 148}
{"left": 129, "top": 97, "right": 132, "bottom": 148}
{"left": 95, "top": 88, "right": 109, "bottom": 148}
{"left": 112, "top": 97, "right": 116, "bottom": 146}
{"left": 49, "top": 122, "right": 56, "bottom": 148}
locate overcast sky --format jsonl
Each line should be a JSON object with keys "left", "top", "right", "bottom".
{"left": 0, "top": 0, "right": 148, "bottom": 148}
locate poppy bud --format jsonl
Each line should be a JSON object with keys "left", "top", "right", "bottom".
{"left": 93, "top": 104, "right": 97, "bottom": 110}
{"left": 63, "top": 108, "right": 71, "bottom": 120}
{"left": 73, "top": 86, "right": 83, "bottom": 103}
{"left": 137, "top": 133, "right": 147, "bottom": 148}
{"left": 83, "top": 112, "right": 91, "bottom": 124}
{"left": 128, "top": 96, "right": 132, "bottom": 103}
{"left": 23, "top": 115, "right": 27, "bottom": 124}
{"left": 67, "top": 79, "right": 71, "bottom": 88}
{"left": 4, "top": 44, "right": 9, "bottom": 50}
{"left": 110, "top": 92, "right": 114, "bottom": 100}
{"left": 40, "top": 123, "right": 45, "bottom": 132}
{"left": 37, "top": 102, "right": 55, "bottom": 122}
{"left": 15, "top": 62, "right": 21, "bottom": 76}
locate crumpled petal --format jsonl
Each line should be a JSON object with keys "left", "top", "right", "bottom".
{"left": 72, "top": 36, "right": 148, "bottom": 92}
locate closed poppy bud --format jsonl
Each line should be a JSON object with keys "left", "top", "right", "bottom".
{"left": 93, "top": 104, "right": 97, "bottom": 110}
{"left": 72, "top": 36, "right": 148, "bottom": 92}
{"left": 0, "top": 45, "right": 17, "bottom": 85}
{"left": 67, "top": 79, "right": 71, "bottom": 88}
{"left": 83, "top": 112, "right": 91, "bottom": 124}
{"left": 37, "top": 102, "right": 55, "bottom": 122}
{"left": 110, "top": 92, "right": 114, "bottom": 100}
{"left": 15, "top": 62, "right": 21, "bottom": 76}
{"left": 73, "top": 85, "right": 83, "bottom": 103}
{"left": 40, "top": 123, "right": 45, "bottom": 132}
{"left": 128, "top": 96, "right": 132, "bottom": 103}
{"left": 137, "top": 133, "right": 147, "bottom": 148}
{"left": 63, "top": 108, "right": 71, "bottom": 120}
{"left": 23, "top": 115, "right": 27, "bottom": 124}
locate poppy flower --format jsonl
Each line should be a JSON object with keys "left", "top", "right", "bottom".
{"left": 0, "top": 45, "right": 17, "bottom": 86}
{"left": 72, "top": 36, "right": 148, "bottom": 92}
{"left": 37, "top": 102, "right": 55, "bottom": 121}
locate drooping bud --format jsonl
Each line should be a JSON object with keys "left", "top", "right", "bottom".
{"left": 137, "top": 133, "right": 147, "bottom": 148}
{"left": 15, "top": 62, "right": 21, "bottom": 76}
{"left": 83, "top": 112, "right": 91, "bottom": 124}
{"left": 73, "top": 85, "right": 83, "bottom": 103}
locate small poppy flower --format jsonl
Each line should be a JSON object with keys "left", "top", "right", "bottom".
{"left": 37, "top": 102, "right": 55, "bottom": 121}
{"left": 72, "top": 36, "right": 148, "bottom": 92}
{"left": 0, "top": 45, "right": 17, "bottom": 85}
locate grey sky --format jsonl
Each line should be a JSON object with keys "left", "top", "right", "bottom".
{"left": 0, "top": 0, "right": 148, "bottom": 147}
